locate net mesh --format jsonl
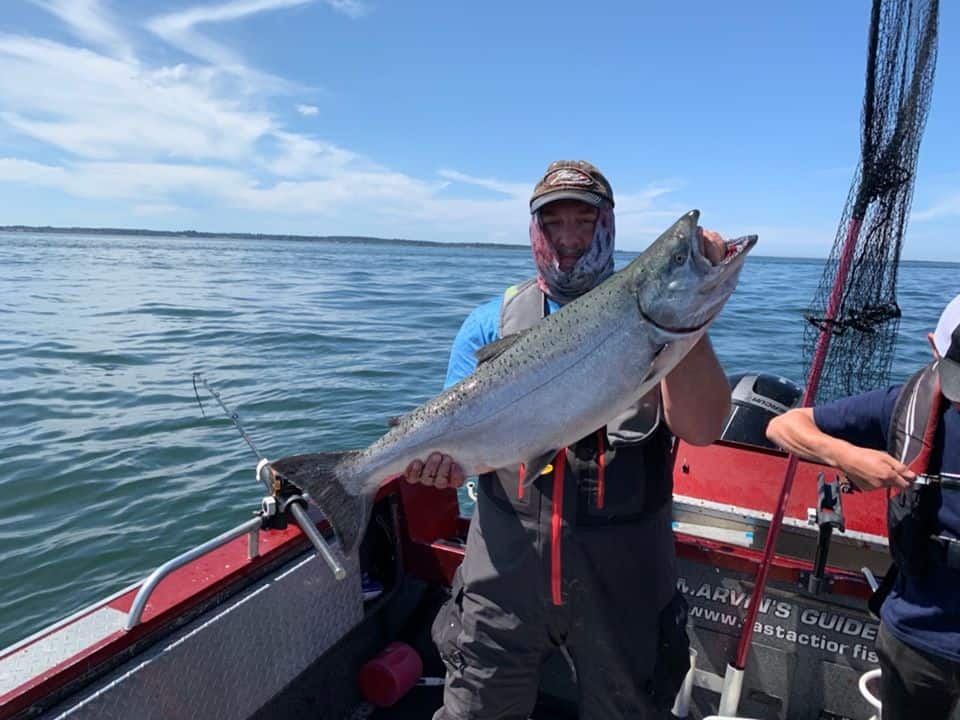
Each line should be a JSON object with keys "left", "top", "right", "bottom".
{"left": 802, "top": 0, "right": 939, "bottom": 404}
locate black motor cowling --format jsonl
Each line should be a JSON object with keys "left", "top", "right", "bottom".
{"left": 720, "top": 372, "right": 803, "bottom": 450}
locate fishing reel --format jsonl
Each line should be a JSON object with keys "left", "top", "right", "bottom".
{"left": 255, "top": 461, "right": 346, "bottom": 579}
{"left": 254, "top": 459, "right": 302, "bottom": 531}
{"left": 803, "top": 472, "right": 847, "bottom": 596}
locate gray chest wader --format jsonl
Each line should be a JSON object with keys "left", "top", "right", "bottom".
{"left": 432, "top": 278, "right": 690, "bottom": 720}
{"left": 871, "top": 362, "right": 959, "bottom": 615}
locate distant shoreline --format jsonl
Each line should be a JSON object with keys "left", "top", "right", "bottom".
{"left": 0, "top": 225, "right": 528, "bottom": 251}
{"left": 1, "top": 225, "right": 955, "bottom": 265}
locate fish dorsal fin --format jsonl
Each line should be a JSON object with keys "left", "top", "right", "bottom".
{"left": 388, "top": 405, "right": 419, "bottom": 428}
{"left": 520, "top": 450, "right": 559, "bottom": 488}
{"left": 474, "top": 332, "right": 524, "bottom": 366}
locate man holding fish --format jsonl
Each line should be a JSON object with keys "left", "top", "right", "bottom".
{"left": 404, "top": 160, "right": 750, "bottom": 720}
{"left": 271, "top": 159, "right": 754, "bottom": 717}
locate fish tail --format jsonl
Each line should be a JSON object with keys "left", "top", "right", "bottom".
{"left": 269, "top": 451, "right": 369, "bottom": 554}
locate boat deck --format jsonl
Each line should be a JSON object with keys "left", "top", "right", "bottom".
{"left": 359, "top": 688, "right": 578, "bottom": 719}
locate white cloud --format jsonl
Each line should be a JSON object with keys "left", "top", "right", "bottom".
{"left": 0, "top": 156, "right": 438, "bottom": 217}
{"left": 325, "top": 0, "right": 371, "bottom": 19}
{"left": 147, "top": 0, "right": 312, "bottom": 71}
{"left": 743, "top": 223, "right": 836, "bottom": 259}
{"left": 912, "top": 195, "right": 960, "bottom": 222}
{"left": 432, "top": 171, "right": 690, "bottom": 246}
{"left": 133, "top": 203, "right": 183, "bottom": 216}
{"left": 146, "top": 0, "right": 369, "bottom": 89}
{"left": 263, "top": 131, "right": 357, "bottom": 177}
{"left": 0, "top": 158, "right": 249, "bottom": 200}
{"left": 154, "top": 0, "right": 313, "bottom": 27}
{"left": 0, "top": 157, "right": 71, "bottom": 186}
{"left": 437, "top": 169, "right": 529, "bottom": 198}
{"left": 236, "top": 172, "right": 442, "bottom": 215}
{"left": 615, "top": 183, "right": 680, "bottom": 214}
{"left": 0, "top": 155, "right": 689, "bottom": 245}
{"left": 0, "top": 36, "right": 272, "bottom": 162}
{"left": 0, "top": 7, "right": 682, "bottom": 246}
{"left": 0, "top": 27, "right": 459, "bottom": 223}
{"left": 29, "top": 0, "right": 133, "bottom": 60}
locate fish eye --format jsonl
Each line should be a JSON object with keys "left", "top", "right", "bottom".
{"left": 673, "top": 252, "right": 687, "bottom": 265}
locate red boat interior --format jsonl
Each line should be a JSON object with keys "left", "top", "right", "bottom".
{"left": 0, "top": 432, "right": 888, "bottom": 720}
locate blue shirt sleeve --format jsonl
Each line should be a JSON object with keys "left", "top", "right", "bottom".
{"left": 443, "top": 296, "right": 502, "bottom": 389}
{"left": 812, "top": 386, "right": 901, "bottom": 451}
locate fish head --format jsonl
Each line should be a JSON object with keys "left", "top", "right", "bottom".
{"left": 629, "top": 209, "right": 756, "bottom": 340}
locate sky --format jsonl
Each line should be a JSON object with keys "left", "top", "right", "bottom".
{"left": 0, "top": 0, "right": 958, "bottom": 260}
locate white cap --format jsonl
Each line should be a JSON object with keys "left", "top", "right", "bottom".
{"left": 933, "top": 294, "right": 960, "bottom": 402}
{"left": 933, "top": 294, "right": 960, "bottom": 356}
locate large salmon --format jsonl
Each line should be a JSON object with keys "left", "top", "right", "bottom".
{"left": 270, "top": 210, "right": 756, "bottom": 553}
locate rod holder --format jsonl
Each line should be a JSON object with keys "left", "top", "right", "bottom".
{"left": 289, "top": 500, "right": 346, "bottom": 580}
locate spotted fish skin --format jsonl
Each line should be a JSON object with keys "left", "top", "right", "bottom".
{"left": 273, "top": 210, "right": 757, "bottom": 552}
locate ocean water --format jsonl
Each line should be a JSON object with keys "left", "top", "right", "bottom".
{"left": 0, "top": 231, "right": 955, "bottom": 650}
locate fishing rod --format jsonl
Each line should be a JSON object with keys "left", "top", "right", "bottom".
{"left": 192, "top": 372, "right": 346, "bottom": 580}
{"left": 193, "top": 373, "right": 265, "bottom": 460}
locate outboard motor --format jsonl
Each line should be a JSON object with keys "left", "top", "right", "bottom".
{"left": 720, "top": 372, "right": 803, "bottom": 450}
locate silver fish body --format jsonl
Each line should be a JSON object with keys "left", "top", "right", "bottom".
{"left": 270, "top": 210, "right": 756, "bottom": 552}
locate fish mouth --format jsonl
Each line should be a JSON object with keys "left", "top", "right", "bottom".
{"left": 718, "top": 233, "right": 757, "bottom": 266}
{"left": 694, "top": 232, "right": 758, "bottom": 270}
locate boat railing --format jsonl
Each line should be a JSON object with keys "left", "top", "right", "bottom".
{"left": 125, "top": 480, "right": 348, "bottom": 631}
{"left": 125, "top": 516, "right": 264, "bottom": 631}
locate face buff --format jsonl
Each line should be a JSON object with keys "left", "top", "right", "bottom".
{"left": 529, "top": 204, "right": 616, "bottom": 304}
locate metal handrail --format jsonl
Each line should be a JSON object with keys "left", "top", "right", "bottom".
{"left": 125, "top": 516, "right": 263, "bottom": 631}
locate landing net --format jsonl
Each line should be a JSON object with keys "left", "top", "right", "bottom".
{"left": 801, "top": 0, "right": 939, "bottom": 403}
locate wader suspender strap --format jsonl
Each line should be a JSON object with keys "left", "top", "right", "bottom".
{"left": 502, "top": 279, "right": 557, "bottom": 503}
{"left": 596, "top": 430, "right": 606, "bottom": 509}
{"left": 551, "top": 450, "right": 566, "bottom": 606}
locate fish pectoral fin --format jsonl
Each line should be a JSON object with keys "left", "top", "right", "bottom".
{"left": 520, "top": 450, "right": 560, "bottom": 488}
{"left": 474, "top": 332, "right": 525, "bottom": 366}
{"left": 641, "top": 343, "right": 671, "bottom": 384}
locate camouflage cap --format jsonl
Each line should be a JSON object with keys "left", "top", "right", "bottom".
{"left": 529, "top": 160, "right": 614, "bottom": 214}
